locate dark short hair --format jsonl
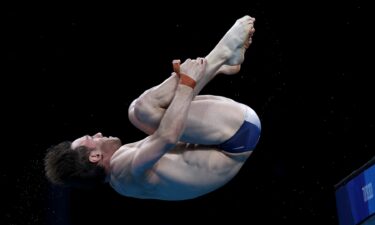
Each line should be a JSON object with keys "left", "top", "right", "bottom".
{"left": 44, "top": 141, "right": 106, "bottom": 189}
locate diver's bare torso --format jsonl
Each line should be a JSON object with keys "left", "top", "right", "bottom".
{"left": 109, "top": 140, "right": 251, "bottom": 201}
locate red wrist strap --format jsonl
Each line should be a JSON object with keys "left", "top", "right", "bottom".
{"left": 172, "top": 59, "right": 196, "bottom": 89}
{"left": 179, "top": 73, "right": 196, "bottom": 89}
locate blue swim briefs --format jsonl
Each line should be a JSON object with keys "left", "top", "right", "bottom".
{"left": 218, "top": 105, "right": 261, "bottom": 153}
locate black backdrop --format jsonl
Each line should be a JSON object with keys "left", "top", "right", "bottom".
{"left": 4, "top": 1, "right": 373, "bottom": 224}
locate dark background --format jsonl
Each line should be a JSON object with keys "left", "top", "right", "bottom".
{"left": 4, "top": 1, "right": 373, "bottom": 224}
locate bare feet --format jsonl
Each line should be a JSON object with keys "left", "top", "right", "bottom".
{"left": 218, "top": 15, "right": 255, "bottom": 66}
{"left": 215, "top": 65, "right": 241, "bottom": 75}
{"left": 178, "top": 15, "right": 255, "bottom": 95}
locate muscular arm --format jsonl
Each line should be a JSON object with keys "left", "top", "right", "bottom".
{"left": 131, "top": 59, "right": 206, "bottom": 177}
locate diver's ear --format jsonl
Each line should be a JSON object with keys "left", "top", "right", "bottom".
{"left": 89, "top": 149, "right": 102, "bottom": 163}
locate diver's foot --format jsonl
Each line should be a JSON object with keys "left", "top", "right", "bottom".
{"left": 215, "top": 65, "right": 241, "bottom": 75}
{"left": 217, "top": 15, "right": 255, "bottom": 65}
